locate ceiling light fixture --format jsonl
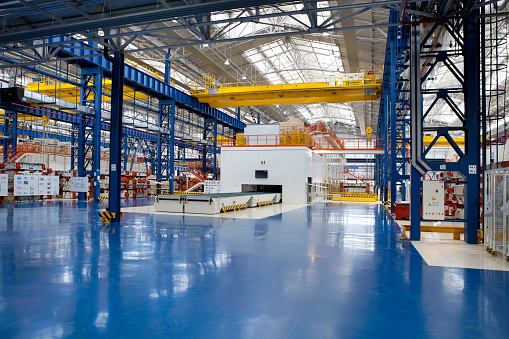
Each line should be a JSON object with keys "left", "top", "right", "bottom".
{"left": 242, "top": 75, "right": 247, "bottom": 79}
{"left": 323, "top": 32, "right": 330, "bottom": 36}
{"left": 203, "top": 43, "right": 209, "bottom": 47}
{"left": 224, "top": 59, "right": 230, "bottom": 65}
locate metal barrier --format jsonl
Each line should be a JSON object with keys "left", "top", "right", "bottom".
{"left": 312, "top": 138, "right": 384, "bottom": 151}
{"left": 219, "top": 133, "right": 384, "bottom": 151}
{"left": 330, "top": 192, "right": 378, "bottom": 202}
{"left": 484, "top": 168, "right": 509, "bottom": 260}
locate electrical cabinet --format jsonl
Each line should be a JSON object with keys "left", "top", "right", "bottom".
{"left": 422, "top": 181, "right": 445, "bottom": 220}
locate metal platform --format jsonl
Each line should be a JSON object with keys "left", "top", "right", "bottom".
{"left": 155, "top": 192, "right": 281, "bottom": 214}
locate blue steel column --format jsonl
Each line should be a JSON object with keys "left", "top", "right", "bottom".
{"left": 203, "top": 117, "right": 218, "bottom": 179}
{"left": 122, "top": 134, "right": 128, "bottom": 171}
{"left": 409, "top": 23, "right": 421, "bottom": 241}
{"left": 380, "top": 10, "right": 411, "bottom": 209}
{"left": 169, "top": 99, "right": 176, "bottom": 194}
{"left": 160, "top": 47, "right": 171, "bottom": 195}
{"left": 3, "top": 110, "right": 17, "bottom": 161}
{"left": 382, "top": 90, "right": 390, "bottom": 201}
{"left": 2, "top": 111, "right": 7, "bottom": 160}
{"left": 70, "top": 125, "right": 78, "bottom": 170}
{"left": 212, "top": 118, "right": 217, "bottom": 179}
{"left": 93, "top": 72, "right": 103, "bottom": 201}
{"left": 80, "top": 68, "right": 103, "bottom": 201}
{"left": 164, "top": 49, "right": 171, "bottom": 84}
{"left": 108, "top": 51, "right": 125, "bottom": 222}
{"left": 156, "top": 111, "right": 163, "bottom": 195}
{"left": 389, "top": 30, "right": 397, "bottom": 206}
{"left": 77, "top": 114, "right": 86, "bottom": 201}
{"left": 376, "top": 87, "right": 386, "bottom": 199}
{"left": 463, "top": 8, "right": 480, "bottom": 243}
{"left": 380, "top": 96, "right": 386, "bottom": 200}
{"left": 156, "top": 99, "right": 175, "bottom": 193}
{"left": 402, "top": 3, "right": 481, "bottom": 243}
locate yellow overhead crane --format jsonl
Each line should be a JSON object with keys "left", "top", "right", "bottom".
{"left": 24, "top": 79, "right": 150, "bottom": 104}
{"left": 190, "top": 72, "right": 382, "bottom": 108}
{"left": 0, "top": 109, "right": 50, "bottom": 124}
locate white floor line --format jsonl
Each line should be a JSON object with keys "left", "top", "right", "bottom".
{"left": 411, "top": 239, "right": 509, "bottom": 271}
{"left": 394, "top": 220, "right": 509, "bottom": 271}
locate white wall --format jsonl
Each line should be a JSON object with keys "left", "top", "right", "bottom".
{"left": 244, "top": 124, "right": 280, "bottom": 136}
{"left": 221, "top": 146, "right": 323, "bottom": 204}
{"left": 244, "top": 124, "right": 280, "bottom": 145}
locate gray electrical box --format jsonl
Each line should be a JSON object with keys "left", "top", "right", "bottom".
{"left": 422, "top": 181, "right": 445, "bottom": 220}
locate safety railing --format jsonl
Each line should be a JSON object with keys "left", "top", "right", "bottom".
{"left": 280, "top": 122, "right": 345, "bottom": 148}
{"left": 2, "top": 141, "right": 114, "bottom": 162}
{"left": 15, "top": 143, "right": 72, "bottom": 157}
{"left": 181, "top": 165, "right": 207, "bottom": 181}
{"left": 344, "top": 167, "right": 366, "bottom": 182}
{"left": 313, "top": 138, "right": 384, "bottom": 151}
{"left": 219, "top": 133, "right": 313, "bottom": 148}
{"left": 218, "top": 133, "right": 384, "bottom": 151}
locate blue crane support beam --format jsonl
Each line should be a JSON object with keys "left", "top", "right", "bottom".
{"left": 45, "top": 37, "right": 245, "bottom": 131}
{"left": 0, "top": 125, "right": 76, "bottom": 144}
{"left": 0, "top": 102, "right": 213, "bottom": 152}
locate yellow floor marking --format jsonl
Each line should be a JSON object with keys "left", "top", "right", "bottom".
{"left": 256, "top": 232, "right": 271, "bottom": 240}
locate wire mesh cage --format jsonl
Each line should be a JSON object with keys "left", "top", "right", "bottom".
{"left": 484, "top": 169, "right": 509, "bottom": 258}
{"left": 506, "top": 175, "right": 509, "bottom": 257}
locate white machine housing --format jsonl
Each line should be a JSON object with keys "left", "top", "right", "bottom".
{"left": 221, "top": 145, "right": 324, "bottom": 204}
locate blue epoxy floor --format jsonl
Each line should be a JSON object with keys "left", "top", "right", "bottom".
{"left": 1, "top": 199, "right": 508, "bottom": 338}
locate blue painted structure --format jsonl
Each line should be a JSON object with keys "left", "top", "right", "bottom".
{"left": 408, "top": 6, "right": 480, "bottom": 243}
{"left": 50, "top": 37, "right": 244, "bottom": 131}
{"left": 1, "top": 110, "right": 17, "bottom": 161}
{"left": 77, "top": 67, "right": 103, "bottom": 201}
{"left": 378, "top": 10, "right": 410, "bottom": 205}
{"left": 160, "top": 99, "right": 176, "bottom": 192}
{"left": 0, "top": 201, "right": 508, "bottom": 337}
{"left": 379, "top": 2, "right": 481, "bottom": 244}
{"left": 1, "top": 37, "right": 244, "bottom": 208}
{"left": 107, "top": 50, "right": 125, "bottom": 222}
{"left": 203, "top": 117, "right": 218, "bottom": 179}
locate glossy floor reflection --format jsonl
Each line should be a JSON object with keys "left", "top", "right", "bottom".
{"left": 1, "top": 199, "right": 508, "bottom": 338}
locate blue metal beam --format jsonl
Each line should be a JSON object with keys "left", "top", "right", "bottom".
{"left": 2, "top": 110, "right": 17, "bottom": 161}
{"left": 0, "top": 102, "right": 196, "bottom": 148}
{"left": 50, "top": 37, "right": 245, "bottom": 131}
{"left": 0, "top": 125, "right": 74, "bottom": 143}
{"left": 108, "top": 50, "right": 125, "bottom": 222}
{"left": 400, "top": 1, "right": 482, "bottom": 244}
{"left": 169, "top": 100, "right": 176, "bottom": 194}
{"left": 463, "top": 8, "right": 481, "bottom": 244}
{"left": 409, "top": 22, "right": 422, "bottom": 241}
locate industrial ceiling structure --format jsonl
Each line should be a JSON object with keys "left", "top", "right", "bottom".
{"left": 0, "top": 0, "right": 411, "bottom": 137}
{"left": 0, "top": 0, "right": 503, "bottom": 138}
